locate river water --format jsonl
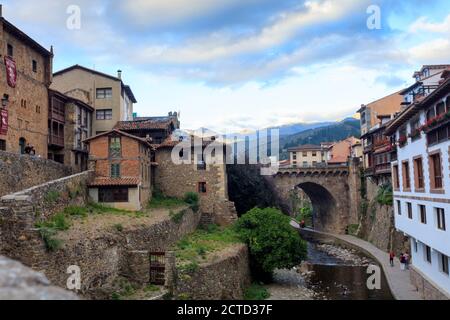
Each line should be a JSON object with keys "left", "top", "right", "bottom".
{"left": 267, "top": 242, "right": 394, "bottom": 300}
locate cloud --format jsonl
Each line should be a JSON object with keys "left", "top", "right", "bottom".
{"left": 409, "top": 38, "right": 450, "bottom": 62}
{"left": 409, "top": 14, "right": 450, "bottom": 33}
{"left": 133, "top": 0, "right": 368, "bottom": 64}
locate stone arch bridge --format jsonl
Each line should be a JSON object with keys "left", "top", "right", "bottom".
{"left": 272, "top": 161, "right": 361, "bottom": 234}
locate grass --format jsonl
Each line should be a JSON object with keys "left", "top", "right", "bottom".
{"left": 113, "top": 223, "right": 124, "bottom": 232}
{"left": 244, "top": 283, "right": 270, "bottom": 300}
{"left": 111, "top": 278, "right": 138, "bottom": 300}
{"left": 175, "top": 224, "right": 242, "bottom": 268}
{"left": 347, "top": 224, "right": 359, "bottom": 236}
{"left": 44, "top": 190, "right": 61, "bottom": 204}
{"left": 148, "top": 191, "right": 200, "bottom": 213}
{"left": 35, "top": 203, "right": 145, "bottom": 251}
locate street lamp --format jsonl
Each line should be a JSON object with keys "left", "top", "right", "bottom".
{"left": 1, "top": 94, "right": 9, "bottom": 108}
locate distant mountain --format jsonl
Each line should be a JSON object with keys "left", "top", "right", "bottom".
{"left": 268, "top": 121, "right": 335, "bottom": 137}
{"left": 279, "top": 118, "right": 361, "bottom": 159}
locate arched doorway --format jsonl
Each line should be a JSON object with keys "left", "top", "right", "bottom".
{"left": 295, "top": 182, "right": 337, "bottom": 232}
{"left": 19, "top": 137, "right": 26, "bottom": 154}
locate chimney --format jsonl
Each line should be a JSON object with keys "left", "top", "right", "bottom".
{"left": 117, "top": 70, "right": 122, "bottom": 79}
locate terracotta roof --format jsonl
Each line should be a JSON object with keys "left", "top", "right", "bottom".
{"left": 328, "top": 156, "right": 348, "bottom": 164}
{"left": 115, "top": 117, "right": 176, "bottom": 131}
{"left": 88, "top": 177, "right": 140, "bottom": 187}
{"left": 83, "top": 129, "right": 154, "bottom": 149}
{"left": 287, "top": 144, "right": 322, "bottom": 152}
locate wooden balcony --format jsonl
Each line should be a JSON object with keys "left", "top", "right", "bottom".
{"left": 49, "top": 134, "right": 64, "bottom": 147}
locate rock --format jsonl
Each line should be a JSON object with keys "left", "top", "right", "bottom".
{"left": 0, "top": 255, "right": 78, "bottom": 300}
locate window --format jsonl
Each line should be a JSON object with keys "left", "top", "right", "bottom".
{"left": 109, "top": 137, "right": 121, "bottom": 158}
{"left": 436, "top": 208, "right": 446, "bottom": 231}
{"left": 293, "top": 153, "right": 297, "bottom": 160}
{"left": 393, "top": 165, "right": 400, "bottom": 189}
{"left": 446, "top": 96, "right": 450, "bottom": 112}
{"left": 402, "top": 161, "right": 411, "bottom": 190}
{"left": 407, "top": 203, "right": 413, "bottom": 219}
{"left": 32, "top": 60, "right": 37, "bottom": 73}
{"left": 302, "top": 152, "right": 307, "bottom": 157}
{"left": 96, "top": 88, "right": 112, "bottom": 99}
{"left": 111, "top": 163, "right": 121, "bottom": 178}
{"left": 197, "top": 154, "right": 206, "bottom": 170}
{"left": 96, "top": 109, "right": 113, "bottom": 120}
{"left": 7, "top": 43, "right": 13, "bottom": 56}
{"left": 436, "top": 102, "right": 446, "bottom": 116}
{"left": 397, "top": 200, "right": 402, "bottom": 216}
{"left": 413, "top": 240, "right": 418, "bottom": 253}
{"left": 312, "top": 152, "right": 317, "bottom": 157}
{"left": 198, "top": 182, "right": 207, "bottom": 193}
{"left": 419, "top": 205, "right": 427, "bottom": 224}
{"left": 36, "top": 105, "right": 41, "bottom": 113}
{"left": 0, "top": 139, "right": 5, "bottom": 151}
{"left": 425, "top": 245, "right": 432, "bottom": 264}
{"left": 413, "top": 157, "right": 424, "bottom": 190}
{"left": 440, "top": 253, "right": 449, "bottom": 275}
{"left": 99, "top": 187, "right": 128, "bottom": 202}
{"left": 429, "top": 153, "right": 443, "bottom": 189}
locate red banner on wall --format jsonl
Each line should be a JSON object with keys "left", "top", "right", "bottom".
{"left": 4, "top": 56, "right": 17, "bottom": 88}
{"left": 0, "top": 109, "right": 8, "bottom": 135}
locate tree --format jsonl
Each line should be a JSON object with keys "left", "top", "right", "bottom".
{"left": 235, "top": 207, "right": 307, "bottom": 281}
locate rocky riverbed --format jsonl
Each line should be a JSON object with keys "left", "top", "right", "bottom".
{"left": 266, "top": 242, "right": 391, "bottom": 300}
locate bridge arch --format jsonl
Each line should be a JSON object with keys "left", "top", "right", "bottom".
{"left": 295, "top": 182, "right": 337, "bottom": 231}
{"left": 272, "top": 164, "right": 360, "bottom": 234}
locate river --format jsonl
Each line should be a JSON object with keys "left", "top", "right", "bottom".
{"left": 267, "top": 241, "right": 394, "bottom": 300}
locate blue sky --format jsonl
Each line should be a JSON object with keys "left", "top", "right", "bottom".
{"left": 2, "top": 0, "right": 450, "bottom": 132}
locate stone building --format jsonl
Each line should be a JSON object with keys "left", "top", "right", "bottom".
{"left": 48, "top": 89, "right": 93, "bottom": 171}
{"left": 0, "top": 9, "right": 53, "bottom": 156}
{"left": 85, "top": 129, "right": 153, "bottom": 211}
{"left": 154, "top": 135, "right": 238, "bottom": 226}
{"left": 51, "top": 65, "right": 137, "bottom": 135}
{"left": 385, "top": 70, "right": 450, "bottom": 299}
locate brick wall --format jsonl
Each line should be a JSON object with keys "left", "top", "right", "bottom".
{"left": 0, "top": 150, "right": 72, "bottom": 197}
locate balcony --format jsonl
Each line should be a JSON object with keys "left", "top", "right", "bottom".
{"left": 375, "top": 163, "right": 391, "bottom": 175}
{"left": 49, "top": 134, "right": 64, "bottom": 147}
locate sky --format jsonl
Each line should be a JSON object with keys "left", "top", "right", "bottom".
{"left": 2, "top": 0, "right": 450, "bottom": 132}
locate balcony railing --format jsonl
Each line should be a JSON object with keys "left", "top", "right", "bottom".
{"left": 375, "top": 163, "right": 391, "bottom": 174}
{"left": 49, "top": 135, "right": 64, "bottom": 147}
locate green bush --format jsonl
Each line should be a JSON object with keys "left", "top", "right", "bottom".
{"left": 113, "top": 223, "right": 124, "bottom": 232}
{"left": 375, "top": 183, "right": 393, "bottom": 206}
{"left": 235, "top": 207, "right": 307, "bottom": 280}
{"left": 183, "top": 192, "right": 199, "bottom": 205}
{"left": 244, "top": 283, "right": 270, "bottom": 300}
{"left": 64, "top": 206, "right": 88, "bottom": 218}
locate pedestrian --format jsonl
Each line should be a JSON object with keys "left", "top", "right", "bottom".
{"left": 300, "top": 220, "right": 306, "bottom": 229}
{"left": 404, "top": 252, "right": 410, "bottom": 270}
{"left": 389, "top": 251, "right": 395, "bottom": 267}
{"left": 400, "top": 253, "right": 405, "bottom": 271}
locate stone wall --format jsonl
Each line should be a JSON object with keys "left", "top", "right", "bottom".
{"left": 171, "top": 244, "right": 251, "bottom": 300}
{"left": 0, "top": 203, "right": 200, "bottom": 299}
{"left": 358, "top": 177, "right": 408, "bottom": 254}
{"left": 0, "top": 170, "right": 93, "bottom": 263}
{"left": 0, "top": 255, "right": 78, "bottom": 300}
{"left": 410, "top": 266, "right": 450, "bottom": 300}
{"left": 0, "top": 150, "right": 72, "bottom": 197}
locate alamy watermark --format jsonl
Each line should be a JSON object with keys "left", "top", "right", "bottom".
{"left": 367, "top": 5, "right": 381, "bottom": 30}
{"left": 66, "top": 265, "right": 81, "bottom": 291}
{"left": 66, "top": 5, "right": 81, "bottom": 30}
{"left": 366, "top": 264, "right": 381, "bottom": 290}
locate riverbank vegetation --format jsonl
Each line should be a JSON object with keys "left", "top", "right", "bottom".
{"left": 235, "top": 207, "right": 307, "bottom": 281}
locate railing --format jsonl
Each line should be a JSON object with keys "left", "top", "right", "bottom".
{"left": 49, "top": 135, "right": 64, "bottom": 147}
{"left": 375, "top": 163, "right": 391, "bottom": 174}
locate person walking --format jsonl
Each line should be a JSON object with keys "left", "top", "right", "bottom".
{"left": 400, "top": 253, "right": 405, "bottom": 271}
{"left": 404, "top": 252, "right": 410, "bottom": 270}
{"left": 389, "top": 251, "right": 395, "bottom": 267}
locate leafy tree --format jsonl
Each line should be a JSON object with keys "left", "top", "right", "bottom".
{"left": 235, "top": 207, "right": 307, "bottom": 281}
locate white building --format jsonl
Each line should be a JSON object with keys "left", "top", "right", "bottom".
{"left": 386, "top": 69, "right": 450, "bottom": 299}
